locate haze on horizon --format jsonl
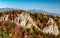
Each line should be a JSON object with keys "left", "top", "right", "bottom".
{"left": 0, "top": 0, "right": 60, "bottom": 14}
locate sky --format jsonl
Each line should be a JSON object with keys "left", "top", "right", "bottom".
{"left": 0, "top": 0, "right": 60, "bottom": 14}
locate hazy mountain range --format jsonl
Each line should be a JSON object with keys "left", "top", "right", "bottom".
{"left": 27, "top": 9, "right": 60, "bottom": 16}
{"left": 0, "top": 8, "right": 60, "bottom": 16}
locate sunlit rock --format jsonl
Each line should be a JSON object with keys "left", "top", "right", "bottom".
{"left": 43, "top": 18, "right": 59, "bottom": 36}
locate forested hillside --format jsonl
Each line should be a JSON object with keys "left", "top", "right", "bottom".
{"left": 0, "top": 10, "right": 60, "bottom": 38}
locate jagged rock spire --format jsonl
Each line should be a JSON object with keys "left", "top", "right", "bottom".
{"left": 43, "top": 18, "right": 59, "bottom": 36}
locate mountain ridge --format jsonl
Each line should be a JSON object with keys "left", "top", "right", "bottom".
{"left": 0, "top": 9, "right": 60, "bottom": 37}
{"left": 26, "top": 9, "right": 60, "bottom": 16}
{"left": 0, "top": 8, "right": 60, "bottom": 16}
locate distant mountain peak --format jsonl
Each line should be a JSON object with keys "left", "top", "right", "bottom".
{"left": 26, "top": 9, "right": 60, "bottom": 16}
{"left": 0, "top": 8, "right": 60, "bottom": 16}
{"left": 0, "top": 7, "right": 15, "bottom": 12}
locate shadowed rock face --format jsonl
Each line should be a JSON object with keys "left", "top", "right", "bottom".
{"left": 43, "top": 18, "right": 59, "bottom": 36}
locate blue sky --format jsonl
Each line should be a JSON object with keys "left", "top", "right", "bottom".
{"left": 0, "top": 0, "right": 60, "bottom": 14}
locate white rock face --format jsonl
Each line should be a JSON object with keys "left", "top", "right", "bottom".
{"left": 14, "top": 12, "right": 37, "bottom": 28}
{"left": 0, "top": 15, "right": 9, "bottom": 21}
{"left": 43, "top": 18, "right": 59, "bottom": 36}
{"left": 4, "top": 15, "right": 9, "bottom": 21}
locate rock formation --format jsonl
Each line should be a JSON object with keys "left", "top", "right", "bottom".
{"left": 43, "top": 18, "right": 59, "bottom": 36}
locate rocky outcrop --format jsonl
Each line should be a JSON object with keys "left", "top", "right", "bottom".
{"left": 0, "top": 10, "right": 60, "bottom": 36}
{"left": 0, "top": 15, "right": 9, "bottom": 21}
{"left": 14, "top": 12, "right": 38, "bottom": 29}
{"left": 43, "top": 18, "right": 59, "bottom": 36}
